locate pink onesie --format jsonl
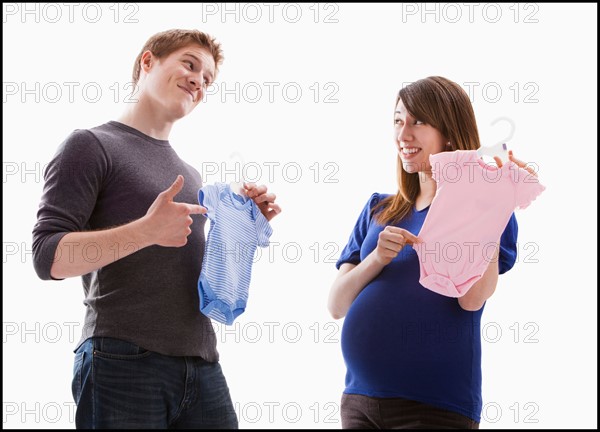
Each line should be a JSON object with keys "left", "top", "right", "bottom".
{"left": 412, "top": 150, "right": 545, "bottom": 297}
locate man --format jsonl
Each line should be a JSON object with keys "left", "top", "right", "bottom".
{"left": 32, "top": 29, "right": 281, "bottom": 429}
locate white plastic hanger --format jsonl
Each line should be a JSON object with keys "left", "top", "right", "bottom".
{"left": 228, "top": 151, "right": 248, "bottom": 199}
{"left": 477, "top": 117, "right": 515, "bottom": 164}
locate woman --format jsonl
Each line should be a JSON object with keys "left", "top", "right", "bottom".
{"left": 328, "top": 76, "right": 537, "bottom": 429}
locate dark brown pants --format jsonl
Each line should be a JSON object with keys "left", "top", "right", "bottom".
{"left": 341, "top": 393, "right": 480, "bottom": 429}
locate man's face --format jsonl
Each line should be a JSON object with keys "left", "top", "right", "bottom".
{"left": 141, "top": 44, "right": 216, "bottom": 121}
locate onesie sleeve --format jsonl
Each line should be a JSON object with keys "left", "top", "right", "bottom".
{"left": 498, "top": 213, "right": 518, "bottom": 274}
{"left": 198, "top": 183, "right": 221, "bottom": 220}
{"left": 512, "top": 164, "right": 546, "bottom": 210}
{"left": 429, "top": 150, "right": 458, "bottom": 185}
{"left": 335, "top": 193, "right": 381, "bottom": 269}
{"left": 254, "top": 210, "right": 273, "bottom": 248}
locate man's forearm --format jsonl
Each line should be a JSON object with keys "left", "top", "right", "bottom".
{"left": 50, "top": 218, "right": 153, "bottom": 279}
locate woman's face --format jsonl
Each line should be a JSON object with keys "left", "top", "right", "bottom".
{"left": 394, "top": 98, "right": 447, "bottom": 174}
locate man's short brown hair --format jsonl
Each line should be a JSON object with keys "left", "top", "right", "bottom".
{"left": 132, "top": 29, "right": 223, "bottom": 84}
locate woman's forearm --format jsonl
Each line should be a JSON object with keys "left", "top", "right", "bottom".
{"left": 328, "top": 252, "right": 386, "bottom": 320}
{"left": 458, "top": 244, "right": 500, "bottom": 311}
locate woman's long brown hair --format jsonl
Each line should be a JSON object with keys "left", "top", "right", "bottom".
{"left": 374, "top": 76, "right": 482, "bottom": 225}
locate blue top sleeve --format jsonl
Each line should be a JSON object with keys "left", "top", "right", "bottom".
{"left": 336, "top": 193, "right": 381, "bottom": 270}
{"left": 498, "top": 212, "right": 518, "bottom": 274}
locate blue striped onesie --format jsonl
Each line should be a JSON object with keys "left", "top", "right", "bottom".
{"left": 198, "top": 183, "right": 272, "bottom": 325}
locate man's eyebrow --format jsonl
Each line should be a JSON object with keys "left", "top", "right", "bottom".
{"left": 183, "top": 52, "right": 201, "bottom": 63}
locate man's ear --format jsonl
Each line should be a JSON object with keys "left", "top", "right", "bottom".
{"left": 140, "top": 50, "right": 154, "bottom": 73}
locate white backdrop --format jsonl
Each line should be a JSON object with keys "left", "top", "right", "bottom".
{"left": 3, "top": 3, "right": 597, "bottom": 429}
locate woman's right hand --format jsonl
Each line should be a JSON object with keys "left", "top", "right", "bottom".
{"left": 373, "top": 226, "right": 420, "bottom": 266}
{"left": 328, "top": 226, "right": 420, "bottom": 320}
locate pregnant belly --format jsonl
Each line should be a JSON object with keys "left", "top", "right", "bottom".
{"left": 340, "top": 279, "right": 476, "bottom": 393}
{"left": 341, "top": 281, "right": 419, "bottom": 379}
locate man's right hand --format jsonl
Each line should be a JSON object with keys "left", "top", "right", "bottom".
{"left": 142, "top": 175, "right": 206, "bottom": 247}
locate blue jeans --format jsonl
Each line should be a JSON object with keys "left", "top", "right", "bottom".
{"left": 72, "top": 337, "right": 238, "bottom": 429}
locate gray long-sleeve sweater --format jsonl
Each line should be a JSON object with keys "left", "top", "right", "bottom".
{"left": 32, "top": 121, "right": 218, "bottom": 361}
